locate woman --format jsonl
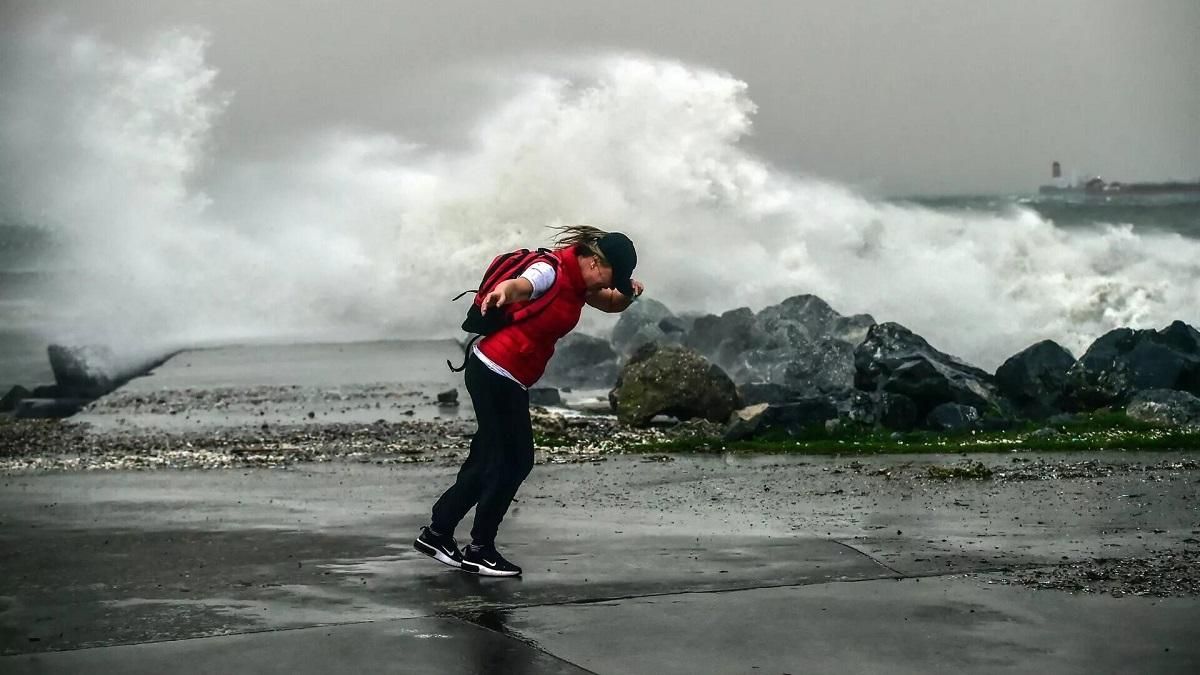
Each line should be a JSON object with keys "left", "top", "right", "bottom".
{"left": 414, "top": 225, "right": 643, "bottom": 577}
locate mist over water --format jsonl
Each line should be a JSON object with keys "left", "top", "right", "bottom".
{"left": 1, "top": 24, "right": 1198, "bottom": 375}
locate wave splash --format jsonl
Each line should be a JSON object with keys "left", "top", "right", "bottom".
{"left": 2, "top": 24, "right": 1197, "bottom": 371}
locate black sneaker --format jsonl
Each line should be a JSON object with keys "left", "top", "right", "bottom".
{"left": 461, "top": 543, "right": 522, "bottom": 577}
{"left": 413, "top": 526, "right": 463, "bottom": 569}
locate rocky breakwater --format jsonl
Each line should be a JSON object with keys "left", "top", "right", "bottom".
{"left": 600, "top": 293, "right": 880, "bottom": 438}
{"left": 580, "top": 291, "right": 1200, "bottom": 442}
{"left": 851, "top": 322, "right": 1014, "bottom": 432}
{"left": 993, "top": 340, "right": 1077, "bottom": 420}
{"left": 1, "top": 344, "right": 172, "bottom": 419}
{"left": 1063, "top": 321, "right": 1200, "bottom": 412}
{"left": 609, "top": 295, "right": 874, "bottom": 401}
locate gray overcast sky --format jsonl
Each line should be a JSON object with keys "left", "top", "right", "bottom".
{"left": 5, "top": 0, "right": 1199, "bottom": 195}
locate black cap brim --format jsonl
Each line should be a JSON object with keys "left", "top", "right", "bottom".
{"left": 613, "top": 274, "right": 634, "bottom": 297}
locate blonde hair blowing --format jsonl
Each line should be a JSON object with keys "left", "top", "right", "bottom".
{"left": 548, "top": 224, "right": 609, "bottom": 263}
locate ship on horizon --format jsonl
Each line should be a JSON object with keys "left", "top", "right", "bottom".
{"left": 1039, "top": 161, "right": 1200, "bottom": 200}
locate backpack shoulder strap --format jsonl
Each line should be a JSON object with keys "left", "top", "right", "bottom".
{"left": 477, "top": 248, "right": 535, "bottom": 299}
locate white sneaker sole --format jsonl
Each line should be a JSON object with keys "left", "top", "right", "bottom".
{"left": 413, "top": 538, "right": 461, "bottom": 569}
{"left": 460, "top": 561, "right": 521, "bottom": 577}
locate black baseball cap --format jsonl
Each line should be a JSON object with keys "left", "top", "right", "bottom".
{"left": 596, "top": 232, "right": 637, "bottom": 297}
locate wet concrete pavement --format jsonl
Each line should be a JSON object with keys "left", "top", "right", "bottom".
{"left": 2, "top": 455, "right": 1198, "bottom": 673}
{"left": 5, "top": 342, "right": 1200, "bottom": 671}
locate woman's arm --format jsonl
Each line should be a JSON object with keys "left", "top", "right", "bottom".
{"left": 481, "top": 278, "right": 534, "bottom": 315}
{"left": 585, "top": 280, "right": 644, "bottom": 313}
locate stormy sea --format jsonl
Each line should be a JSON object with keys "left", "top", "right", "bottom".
{"left": 1, "top": 27, "right": 1198, "bottom": 395}
{"left": 3, "top": 196, "right": 1198, "bottom": 396}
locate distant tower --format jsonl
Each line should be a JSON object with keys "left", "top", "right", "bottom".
{"left": 1052, "top": 161, "right": 1061, "bottom": 179}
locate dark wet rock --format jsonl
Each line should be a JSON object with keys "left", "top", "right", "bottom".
{"left": 611, "top": 298, "right": 679, "bottom": 355}
{"left": 723, "top": 398, "right": 838, "bottom": 441}
{"left": 528, "top": 387, "right": 563, "bottom": 407}
{"left": 658, "top": 316, "right": 690, "bottom": 335}
{"left": 766, "top": 399, "right": 838, "bottom": 435}
{"left": 738, "top": 382, "right": 805, "bottom": 406}
{"left": 14, "top": 398, "right": 88, "bottom": 419}
{"left": 48, "top": 344, "right": 115, "bottom": 397}
{"left": 925, "top": 402, "right": 980, "bottom": 432}
{"left": 610, "top": 343, "right": 740, "bottom": 427}
{"left": 1065, "top": 321, "right": 1200, "bottom": 410}
{"left": 735, "top": 296, "right": 875, "bottom": 394}
{"left": 684, "top": 307, "right": 762, "bottom": 369}
{"left": 1, "top": 385, "right": 30, "bottom": 412}
{"left": 724, "top": 403, "right": 770, "bottom": 441}
{"left": 842, "top": 391, "right": 918, "bottom": 431}
{"left": 602, "top": 294, "right": 878, "bottom": 402}
{"left": 843, "top": 390, "right": 879, "bottom": 426}
{"left": 879, "top": 392, "right": 919, "bottom": 431}
{"left": 1125, "top": 389, "right": 1200, "bottom": 427}
{"left": 976, "top": 416, "right": 1019, "bottom": 432}
{"left": 756, "top": 294, "right": 875, "bottom": 347}
{"left": 544, "top": 333, "right": 619, "bottom": 388}
{"left": 436, "top": 389, "right": 458, "bottom": 406}
{"left": 31, "top": 385, "right": 61, "bottom": 398}
{"left": 682, "top": 296, "right": 874, "bottom": 398}
{"left": 854, "top": 322, "right": 1010, "bottom": 422}
{"left": 995, "top": 340, "right": 1076, "bottom": 419}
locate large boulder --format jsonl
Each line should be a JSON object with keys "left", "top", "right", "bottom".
{"left": 1065, "top": 321, "right": 1200, "bottom": 410}
{"left": 739, "top": 295, "right": 874, "bottom": 394}
{"left": 684, "top": 307, "right": 763, "bottom": 372}
{"left": 1, "top": 385, "right": 31, "bottom": 412}
{"left": 854, "top": 322, "right": 1010, "bottom": 422}
{"left": 738, "top": 382, "right": 806, "bottom": 406}
{"left": 48, "top": 344, "right": 116, "bottom": 397}
{"left": 723, "top": 398, "right": 838, "bottom": 441}
{"left": 925, "top": 403, "right": 980, "bottom": 432}
{"left": 611, "top": 298, "right": 680, "bottom": 356}
{"left": 610, "top": 343, "right": 740, "bottom": 427}
{"left": 685, "top": 294, "right": 875, "bottom": 396}
{"left": 756, "top": 294, "right": 875, "bottom": 347}
{"left": 1125, "top": 389, "right": 1200, "bottom": 427}
{"left": 528, "top": 387, "right": 563, "bottom": 407}
{"left": 543, "top": 333, "right": 620, "bottom": 388}
{"left": 994, "top": 340, "right": 1076, "bottom": 419}
{"left": 847, "top": 391, "right": 919, "bottom": 431}
{"left": 879, "top": 392, "right": 920, "bottom": 431}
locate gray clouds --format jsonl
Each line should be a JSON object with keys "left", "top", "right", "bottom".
{"left": 3, "top": 0, "right": 1198, "bottom": 195}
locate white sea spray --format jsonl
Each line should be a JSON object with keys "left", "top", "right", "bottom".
{"left": 1, "top": 24, "right": 1196, "bottom": 372}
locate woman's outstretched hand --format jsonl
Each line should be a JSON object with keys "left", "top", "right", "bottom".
{"left": 480, "top": 287, "right": 509, "bottom": 316}
{"left": 480, "top": 278, "right": 533, "bottom": 315}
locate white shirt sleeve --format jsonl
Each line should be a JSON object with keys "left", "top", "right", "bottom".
{"left": 520, "top": 261, "right": 557, "bottom": 300}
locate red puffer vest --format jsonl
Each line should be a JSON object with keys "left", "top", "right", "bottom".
{"left": 477, "top": 246, "right": 588, "bottom": 387}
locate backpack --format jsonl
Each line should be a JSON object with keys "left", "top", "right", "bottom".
{"left": 446, "top": 247, "right": 562, "bottom": 372}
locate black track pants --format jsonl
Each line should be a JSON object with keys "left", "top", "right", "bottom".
{"left": 430, "top": 354, "right": 534, "bottom": 546}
